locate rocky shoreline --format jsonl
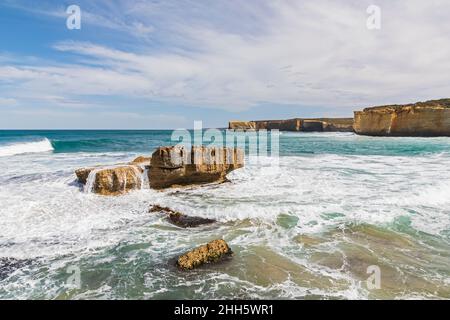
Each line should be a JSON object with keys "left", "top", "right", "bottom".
{"left": 70, "top": 99, "right": 450, "bottom": 270}
{"left": 74, "top": 146, "right": 241, "bottom": 269}
{"left": 230, "top": 98, "right": 450, "bottom": 137}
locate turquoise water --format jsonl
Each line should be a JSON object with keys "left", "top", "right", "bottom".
{"left": 1, "top": 129, "right": 449, "bottom": 155}
{"left": 0, "top": 130, "right": 449, "bottom": 299}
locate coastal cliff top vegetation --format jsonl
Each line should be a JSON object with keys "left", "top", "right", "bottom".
{"left": 363, "top": 99, "right": 450, "bottom": 112}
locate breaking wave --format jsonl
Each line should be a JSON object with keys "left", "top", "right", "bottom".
{"left": 0, "top": 138, "right": 54, "bottom": 157}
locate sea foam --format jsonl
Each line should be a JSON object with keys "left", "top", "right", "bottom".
{"left": 0, "top": 138, "right": 54, "bottom": 157}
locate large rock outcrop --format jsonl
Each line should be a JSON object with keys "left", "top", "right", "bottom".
{"left": 148, "top": 145, "right": 244, "bottom": 189}
{"left": 75, "top": 165, "right": 143, "bottom": 196}
{"left": 176, "top": 239, "right": 232, "bottom": 270}
{"left": 229, "top": 118, "right": 354, "bottom": 132}
{"left": 354, "top": 99, "right": 450, "bottom": 136}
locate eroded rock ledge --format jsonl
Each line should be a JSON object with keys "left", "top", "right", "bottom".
{"left": 229, "top": 118, "right": 354, "bottom": 132}
{"left": 149, "top": 145, "right": 244, "bottom": 189}
{"left": 354, "top": 99, "right": 450, "bottom": 136}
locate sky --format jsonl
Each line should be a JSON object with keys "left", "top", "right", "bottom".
{"left": 1, "top": 0, "right": 450, "bottom": 129}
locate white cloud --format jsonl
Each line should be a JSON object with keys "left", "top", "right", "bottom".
{"left": 2, "top": 0, "right": 450, "bottom": 114}
{"left": 0, "top": 98, "right": 18, "bottom": 107}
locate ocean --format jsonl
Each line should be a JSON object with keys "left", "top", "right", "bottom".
{"left": 0, "top": 130, "right": 449, "bottom": 299}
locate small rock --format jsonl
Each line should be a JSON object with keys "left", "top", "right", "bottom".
{"left": 149, "top": 205, "right": 216, "bottom": 228}
{"left": 176, "top": 239, "right": 232, "bottom": 270}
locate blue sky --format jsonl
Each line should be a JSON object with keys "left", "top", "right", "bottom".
{"left": 1, "top": 0, "right": 450, "bottom": 129}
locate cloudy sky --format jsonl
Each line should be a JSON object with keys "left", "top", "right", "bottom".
{"left": 1, "top": 0, "right": 450, "bottom": 129}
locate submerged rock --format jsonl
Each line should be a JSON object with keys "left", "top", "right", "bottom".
{"left": 75, "top": 165, "right": 143, "bottom": 196}
{"left": 148, "top": 145, "right": 244, "bottom": 189}
{"left": 354, "top": 98, "right": 450, "bottom": 136}
{"left": 176, "top": 239, "right": 232, "bottom": 270}
{"left": 149, "top": 205, "right": 215, "bottom": 228}
{"left": 276, "top": 213, "right": 299, "bottom": 229}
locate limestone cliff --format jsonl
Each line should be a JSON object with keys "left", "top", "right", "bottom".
{"left": 354, "top": 99, "right": 450, "bottom": 136}
{"left": 229, "top": 118, "right": 353, "bottom": 132}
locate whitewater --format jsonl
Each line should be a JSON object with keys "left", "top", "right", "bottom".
{"left": 0, "top": 138, "right": 53, "bottom": 157}
{"left": 0, "top": 130, "right": 449, "bottom": 299}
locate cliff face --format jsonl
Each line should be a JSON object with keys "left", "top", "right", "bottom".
{"left": 354, "top": 99, "right": 450, "bottom": 136}
{"left": 229, "top": 118, "right": 353, "bottom": 132}
{"left": 227, "top": 121, "right": 256, "bottom": 130}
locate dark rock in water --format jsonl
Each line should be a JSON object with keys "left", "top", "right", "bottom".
{"left": 176, "top": 239, "right": 232, "bottom": 270}
{"left": 0, "top": 258, "right": 31, "bottom": 280}
{"left": 149, "top": 205, "right": 215, "bottom": 228}
{"left": 168, "top": 212, "right": 216, "bottom": 228}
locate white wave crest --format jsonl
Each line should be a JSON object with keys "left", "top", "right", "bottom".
{"left": 0, "top": 138, "right": 54, "bottom": 157}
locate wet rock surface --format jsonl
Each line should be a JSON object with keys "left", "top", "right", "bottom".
{"left": 149, "top": 205, "right": 216, "bottom": 228}
{"left": 176, "top": 239, "right": 232, "bottom": 270}
{"left": 74, "top": 167, "right": 94, "bottom": 185}
{"left": 76, "top": 165, "right": 143, "bottom": 196}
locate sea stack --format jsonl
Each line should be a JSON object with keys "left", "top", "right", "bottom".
{"left": 354, "top": 99, "right": 450, "bottom": 136}
{"left": 148, "top": 145, "right": 244, "bottom": 189}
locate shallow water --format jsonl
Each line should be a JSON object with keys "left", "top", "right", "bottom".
{"left": 0, "top": 130, "right": 449, "bottom": 299}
